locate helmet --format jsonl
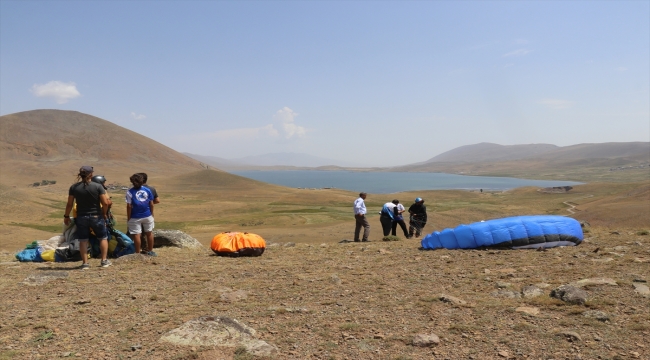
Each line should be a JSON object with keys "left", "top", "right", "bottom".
{"left": 415, "top": 197, "right": 423, "bottom": 203}
{"left": 91, "top": 175, "right": 107, "bottom": 186}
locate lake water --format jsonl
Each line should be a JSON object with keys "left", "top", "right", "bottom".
{"left": 229, "top": 170, "right": 582, "bottom": 194}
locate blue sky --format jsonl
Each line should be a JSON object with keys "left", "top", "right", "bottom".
{"left": 1, "top": 1, "right": 648, "bottom": 167}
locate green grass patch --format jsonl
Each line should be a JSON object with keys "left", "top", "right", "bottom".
{"left": 11, "top": 223, "right": 61, "bottom": 233}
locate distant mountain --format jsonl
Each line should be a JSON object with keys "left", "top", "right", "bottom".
{"left": 229, "top": 152, "right": 359, "bottom": 167}
{"left": 393, "top": 142, "right": 650, "bottom": 180}
{"left": 183, "top": 153, "right": 239, "bottom": 168}
{"left": 423, "top": 143, "right": 559, "bottom": 163}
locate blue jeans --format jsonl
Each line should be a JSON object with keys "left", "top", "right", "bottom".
{"left": 75, "top": 215, "right": 107, "bottom": 241}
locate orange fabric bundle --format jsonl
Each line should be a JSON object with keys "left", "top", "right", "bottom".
{"left": 210, "top": 232, "right": 266, "bottom": 257}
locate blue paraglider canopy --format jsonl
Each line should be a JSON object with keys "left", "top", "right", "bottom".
{"left": 421, "top": 215, "right": 583, "bottom": 250}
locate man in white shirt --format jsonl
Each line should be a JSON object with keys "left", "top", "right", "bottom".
{"left": 353, "top": 192, "right": 370, "bottom": 242}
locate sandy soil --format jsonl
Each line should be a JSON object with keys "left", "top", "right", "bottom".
{"left": 1, "top": 227, "right": 648, "bottom": 360}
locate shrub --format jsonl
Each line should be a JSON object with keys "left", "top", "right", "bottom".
{"left": 382, "top": 235, "right": 401, "bottom": 242}
{"left": 637, "top": 230, "right": 649, "bottom": 236}
{"left": 32, "top": 182, "right": 40, "bottom": 187}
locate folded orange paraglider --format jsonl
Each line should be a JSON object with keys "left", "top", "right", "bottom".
{"left": 210, "top": 232, "right": 266, "bottom": 257}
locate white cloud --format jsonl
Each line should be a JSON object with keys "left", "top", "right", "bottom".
{"left": 538, "top": 98, "right": 575, "bottom": 110}
{"left": 502, "top": 48, "right": 532, "bottom": 57}
{"left": 131, "top": 112, "right": 146, "bottom": 120}
{"left": 30, "top": 81, "right": 81, "bottom": 104}
{"left": 615, "top": 67, "right": 628, "bottom": 72}
{"left": 273, "top": 107, "right": 306, "bottom": 139}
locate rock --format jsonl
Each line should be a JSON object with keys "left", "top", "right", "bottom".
{"left": 131, "top": 344, "right": 142, "bottom": 351}
{"left": 283, "top": 242, "right": 296, "bottom": 247}
{"left": 496, "top": 282, "right": 512, "bottom": 289}
{"left": 75, "top": 299, "right": 91, "bottom": 305}
{"left": 515, "top": 306, "right": 539, "bottom": 316}
{"left": 556, "top": 331, "right": 582, "bottom": 342}
{"left": 550, "top": 285, "right": 588, "bottom": 305}
{"left": 582, "top": 310, "right": 610, "bottom": 322}
{"left": 522, "top": 285, "right": 544, "bottom": 298}
{"left": 613, "top": 246, "right": 628, "bottom": 252}
{"left": 330, "top": 274, "right": 342, "bottom": 285}
{"left": 159, "top": 315, "right": 277, "bottom": 355}
{"left": 573, "top": 278, "right": 618, "bottom": 288}
{"left": 534, "top": 283, "right": 551, "bottom": 289}
{"left": 220, "top": 290, "right": 248, "bottom": 303}
{"left": 412, "top": 333, "right": 440, "bottom": 347}
{"left": 114, "top": 253, "right": 154, "bottom": 264}
{"left": 491, "top": 290, "right": 521, "bottom": 299}
{"left": 498, "top": 350, "right": 510, "bottom": 358}
{"left": 152, "top": 229, "right": 203, "bottom": 249}
{"left": 320, "top": 243, "right": 328, "bottom": 248}
{"left": 591, "top": 257, "right": 614, "bottom": 263}
{"left": 378, "top": 248, "right": 391, "bottom": 254}
{"left": 633, "top": 283, "right": 650, "bottom": 297}
{"left": 439, "top": 294, "right": 467, "bottom": 306}
{"left": 22, "top": 271, "right": 68, "bottom": 286}
{"left": 633, "top": 257, "right": 649, "bottom": 263}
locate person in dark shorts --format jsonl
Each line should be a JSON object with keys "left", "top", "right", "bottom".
{"left": 63, "top": 166, "right": 112, "bottom": 269}
{"left": 408, "top": 197, "right": 428, "bottom": 238}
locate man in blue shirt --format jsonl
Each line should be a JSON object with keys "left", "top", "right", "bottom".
{"left": 126, "top": 173, "right": 156, "bottom": 256}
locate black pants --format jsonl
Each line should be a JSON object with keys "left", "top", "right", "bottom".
{"left": 392, "top": 219, "right": 409, "bottom": 237}
{"left": 380, "top": 216, "right": 393, "bottom": 236}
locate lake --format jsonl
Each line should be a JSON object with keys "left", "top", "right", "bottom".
{"left": 229, "top": 170, "right": 582, "bottom": 194}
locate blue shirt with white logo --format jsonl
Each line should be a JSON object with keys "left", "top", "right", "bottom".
{"left": 125, "top": 186, "right": 153, "bottom": 218}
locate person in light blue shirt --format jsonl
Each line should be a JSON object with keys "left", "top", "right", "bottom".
{"left": 126, "top": 173, "right": 156, "bottom": 256}
{"left": 353, "top": 192, "right": 369, "bottom": 242}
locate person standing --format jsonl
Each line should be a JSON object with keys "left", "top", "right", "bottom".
{"left": 126, "top": 173, "right": 156, "bottom": 256}
{"left": 353, "top": 192, "right": 370, "bottom": 242}
{"left": 63, "top": 166, "right": 112, "bottom": 269}
{"left": 379, "top": 200, "right": 397, "bottom": 236}
{"left": 391, "top": 199, "right": 410, "bottom": 238}
{"left": 139, "top": 173, "right": 160, "bottom": 205}
{"left": 408, "top": 197, "right": 428, "bottom": 238}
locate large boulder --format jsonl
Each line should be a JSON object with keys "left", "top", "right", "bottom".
{"left": 152, "top": 229, "right": 203, "bottom": 249}
{"left": 550, "top": 285, "right": 588, "bottom": 305}
{"left": 159, "top": 316, "right": 278, "bottom": 356}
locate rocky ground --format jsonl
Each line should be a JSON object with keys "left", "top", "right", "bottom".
{"left": 0, "top": 227, "right": 648, "bottom": 360}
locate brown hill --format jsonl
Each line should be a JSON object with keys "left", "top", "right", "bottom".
{"left": 0, "top": 109, "right": 206, "bottom": 185}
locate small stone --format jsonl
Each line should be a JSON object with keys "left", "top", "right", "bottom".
{"left": 439, "top": 294, "right": 467, "bottom": 306}
{"left": 75, "top": 299, "right": 91, "bottom": 305}
{"left": 556, "top": 331, "right": 582, "bottom": 342}
{"left": 378, "top": 248, "right": 391, "bottom": 254}
{"left": 591, "top": 258, "right": 614, "bottom": 263}
{"left": 491, "top": 289, "right": 521, "bottom": 299}
{"left": 373, "top": 334, "right": 385, "bottom": 340}
{"left": 496, "top": 282, "right": 511, "bottom": 289}
{"left": 320, "top": 243, "right": 328, "bottom": 248}
{"left": 219, "top": 290, "right": 248, "bottom": 303}
{"left": 630, "top": 351, "right": 640, "bottom": 358}
{"left": 515, "top": 307, "right": 540, "bottom": 316}
{"left": 573, "top": 278, "right": 618, "bottom": 287}
{"left": 412, "top": 333, "right": 440, "bottom": 347}
{"left": 131, "top": 344, "right": 142, "bottom": 351}
{"left": 633, "top": 283, "right": 650, "bottom": 297}
{"left": 522, "top": 285, "right": 544, "bottom": 298}
{"left": 330, "top": 274, "right": 342, "bottom": 285}
{"left": 583, "top": 310, "right": 610, "bottom": 322}
{"left": 498, "top": 350, "right": 510, "bottom": 358}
